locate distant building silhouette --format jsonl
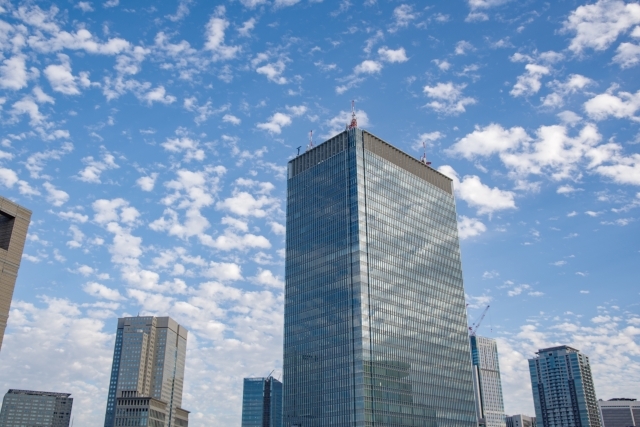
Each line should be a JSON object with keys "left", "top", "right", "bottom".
{"left": 103, "top": 316, "right": 189, "bottom": 427}
{"left": 598, "top": 398, "right": 640, "bottom": 427}
{"left": 0, "top": 196, "right": 31, "bottom": 351}
{"left": 0, "top": 389, "right": 72, "bottom": 427}
{"left": 242, "top": 376, "right": 282, "bottom": 427}
{"left": 529, "top": 345, "right": 601, "bottom": 427}
{"left": 471, "top": 335, "right": 507, "bottom": 427}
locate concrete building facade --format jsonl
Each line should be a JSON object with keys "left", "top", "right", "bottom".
{"left": 506, "top": 414, "right": 537, "bottom": 427}
{"left": 283, "top": 126, "right": 477, "bottom": 427}
{"left": 104, "top": 316, "right": 189, "bottom": 427}
{"left": 471, "top": 335, "right": 507, "bottom": 427}
{"left": 529, "top": 345, "right": 601, "bottom": 427}
{"left": 598, "top": 398, "right": 640, "bottom": 427}
{"left": 0, "top": 389, "right": 73, "bottom": 427}
{"left": 0, "top": 196, "right": 31, "bottom": 351}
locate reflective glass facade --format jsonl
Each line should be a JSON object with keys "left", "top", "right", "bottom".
{"left": 470, "top": 336, "right": 506, "bottom": 427}
{"left": 0, "top": 389, "right": 73, "bottom": 427}
{"left": 242, "top": 377, "right": 283, "bottom": 427}
{"left": 284, "top": 128, "right": 476, "bottom": 427}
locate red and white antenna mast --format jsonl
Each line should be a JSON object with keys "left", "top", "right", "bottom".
{"left": 348, "top": 100, "right": 358, "bottom": 129}
{"left": 421, "top": 141, "right": 432, "bottom": 166}
{"left": 307, "top": 130, "right": 314, "bottom": 151}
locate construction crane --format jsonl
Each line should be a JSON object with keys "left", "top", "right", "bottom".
{"left": 469, "top": 304, "right": 490, "bottom": 336}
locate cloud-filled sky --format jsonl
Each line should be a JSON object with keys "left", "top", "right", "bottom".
{"left": 0, "top": 0, "right": 639, "bottom": 424}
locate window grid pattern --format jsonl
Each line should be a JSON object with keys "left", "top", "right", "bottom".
{"left": 284, "top": 128, "right": 477, "bottom": 427}
{"left": 470, "top": 336, "right": 507, "bottom": 427}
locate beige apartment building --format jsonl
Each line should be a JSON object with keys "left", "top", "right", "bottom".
{"left": 0, "top": 196, "right": 31, "bottom": 351}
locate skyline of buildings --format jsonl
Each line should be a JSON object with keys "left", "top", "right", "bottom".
{"left": 529, "top": 345, "right": 601, "bottom": 427}
{"left": 0, "top": 196, "right": 31, "bottom": 352}
{"left": 505, "top": 414, "right": 537, "bottom": 427}
{"left": 241, "top": 376, "right": 283, "bottom": 427}
{"left": 104, "top": 316, "right": 189, "bottom": 427}
{"left": 471, "top": 335, "right": 507, "bottom": 427}
{"left": 0, "top": 389, "right": 73, "bottom": 427}
{"left": 283, "top": 126, "right": 477, "bottom": 426}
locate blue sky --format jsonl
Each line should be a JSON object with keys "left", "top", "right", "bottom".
{"left": 0, "top": 0, "right": 639, "bottom": 424}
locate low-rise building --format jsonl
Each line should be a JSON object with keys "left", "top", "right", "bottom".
{"left": 598, "top": 398, "right": 640, "bottom": 427}
{"left": 0, "top": 389, "right": 73, "bottom": 427}
{"left": 506, "top": 414, "right": 537, "bottom": 427}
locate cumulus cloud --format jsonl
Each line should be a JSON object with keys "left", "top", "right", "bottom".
{"left": 613, "top": 42, "right": 640, "bottom": 68}
{"left": 252, "top": 269, "right": 284, "bottom": 289}
{"left": 83, "top": 282, "right": 124, "bottom": 301}
{"left": 562, "top": 0, "right": 640, "bottom": 54}
{"left": 378, "top": 47, "right": 408, "bottom": 63}
{"left": 390, "top": 4, "right": 416, "bottom": 32}
{"left": 354, "top": 60, "right": 383, "bottom": 75}
{"left": 256, "top": 106, "right": 306, "bottom": 134}
{"left": 162, "top": 136, "right": 205, "bottom": 162}
{"left": 584, "top": 88, "right": 640, "bottom": 121}
{"left": 136, "top": 173, "right": 158, "bottom": 191}
{"left": 439, "top": 165, "right": 516, "bottom": 215}
{"left": 324, "top": 108, "right": 370, "bottom": 138}
{"left": 204, "top": 6, "right": 240, "bottom": 61}
{"left": 43, "top": 182, "right": 69, "bottom": 206}
{"left": 0, "top": 54, "right": 28, "bottom": 90}
{"left": 510, "top": 64, "right": 550, "bottom": 97}
{"left": 44, "top": 54, "right": 91, "bottom": 95}
{"left": 423, "top": 82, "right": 476, "bottom": 115}
{"left": 457, "top": 216, "right": 487, "bottom": 239}
{"left": 541, "top": 74, "right": 594, "bottom": 108}
{"left": 256, "top": 60, "right": 288, "bottom": 84}
{"left": 77, "top": 151, "right": 119, "bottom": 183}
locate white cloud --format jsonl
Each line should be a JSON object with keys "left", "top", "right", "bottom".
{"left": 93, "top": 198, "right": 139, "bottom": 225}
{"left": 423, "top": 82, "right": 476, "bottom": 115}
{"left": 222, "top": 114, "right": 241, "bottom": 125}
{"left": 75, "top": 2, "right": 94, "bottom": 12}
{"left": 0, "top": 168, "right": 19, "bottom": 188}
{"left": 11, "top": 96, "right": 46, "bottom": 126}
{"left": 202, "top": 262, "right": 243, "bottom": 281}
{"left": 354, "top": 60, "right": 383, "bottom": 75}
{"left": 33, "top": 87, "right": 55, "bottom": 104}
{"left": 510, "top": 64, "right": 550, "bottom": 97}
{"left": 455, "top": 40, "right": 475, "bottom": 55}
{"left": 199, "top": 230, "right": 271, "bottom": 251}
{"left": 613, "top": 42, "right": 640, "bottom": 68}
{"left": 77, "top": 151, "right": 119, "bottom": 183}
{"left": 468, "top": 0, "right": 510, "bottom": 9}
{"left": 83, "top": 282, "right": 124, "bottom": 301}
{"left": 274, "top": 0, "right": 300, "bottom": 8}
{"left": 458, "top": 216, "right": 487, "bottom": 239}
{"left": 204, "top": 7, "right": 240, "bottom": 61}
{"left": 216, "top": 191, "right": 278, "bottom": 218}
{"left": 252, "top": 269, "right": 284, "bottom": 289}
{"left": 542, "top": 74, "right": 594, "bottom": 108}
{"left": 67, "top": 224, "right": 85, "bottom": 248}
{"left": 439, "top": 165, "right": 516, "bottom": 215}
{"left": 238, "top": 18, "right": 256, "bottom": 37}
{"left": 166, "top": 0, "right": 193, "bottom": 22}
{"left": 390, "top": 4, "right": 416, "bottom": 32}
{"left": 256, "top": 60, "right": 288, "bottom": 84}
{"left": 58, "top": 210, "right": 89, "bottom": 223}
{"left": 433, "top": 59, "right": 451, "bottom": 71}
{"left": 584, "top": 88, "right": 640, "bottom": 121}
{"left": 0, "top": 54, "right": 28, "bottom": 90}
{"left": 324, "top": 108, "right": 370, "bottom": 138}
{"left": 378, "top": 47, "right": 408, "bottom": 63}
{"left": 141, "top": 86, "right": 176, "bottom": 105}
{"left": 43, "top": 182, "right": 69, "bottom": 206}
{"left": 257, "top": 106, "right": 306, "bottom": 134}
{"left": 447, "top": 123, "right": 528, "bottom": 159}
{"left": 563, "top": 0, "right": 640, "bottom": 53}
{"left": 44, "top": 54, "right": 87, "bottom": 95}
{"left": 508, "top": 284, "right": 531, "bottom": 296}
{"left": 136, "top": 173, "right": 158, "bottom": 191}
{"left": 557, "top": 184, "right": 583, "bottom": 194}
{"left": 161, "top": 136, "right": 205, "bottom": 162}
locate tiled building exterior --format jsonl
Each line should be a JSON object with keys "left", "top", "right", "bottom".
{"left": 104, "top": 316, "right": 189, "bottom": 427}
{"left": 283, "top": 127, "right": 477, "bottom": 427}
{"left": 0, "top": 389, "right": 72, "bottom": 427}
{"left": 529, "top": 346, "right": 601, "bottom": 427}
{"left": 0, "top": 196, "right": 31, "bottom": 351}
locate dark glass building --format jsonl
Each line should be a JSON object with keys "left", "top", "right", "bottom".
{"left": 0, "top": 389, "right": 72, "bottom": 427}
{"left": 283, "top": 126, "right": 477, "bottom": 427}
{"left": 242, "top": 376, "right": 283, "bottom": 427}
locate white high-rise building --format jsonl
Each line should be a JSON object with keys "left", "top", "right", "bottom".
{"left": 470, "top": 335, "right": 507, "bottom": 427}
{"left": 103, "top": 316, "right": 189, "bottom": 427}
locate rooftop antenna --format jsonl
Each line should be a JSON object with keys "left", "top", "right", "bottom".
{"left": 296, "top": 146, "right": 301, "bottom": 156}
{"left": 348, "top": 100, "right": 358, "bottom": 129}
{"left": 307, "top": 130, "right": 314, "bottom": 151}
{"left": 421, "top": 141, "right": 432, "bottom": 166}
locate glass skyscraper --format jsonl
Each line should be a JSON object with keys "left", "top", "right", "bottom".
{"left": 528, "top": 345, "right": 601, "bottom": 427}
{"left": 0, "top": 389, "right": 72, "bottom": 427}
{"left": 103, "top": 316, "right": 189, "bottom": 427}
{"left": 242, "top": 376, "right": 283, "bottom": 427}
{"left": 283, "top": 126, "right": 477, "bottom": 427}
{"left": 470, "top": 336, "right": 507, "bottom": 427}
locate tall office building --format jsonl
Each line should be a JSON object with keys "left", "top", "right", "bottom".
{"left": 0, "top": 389, "right": 72, "bottom": 427}
{"left": 283, "top": 124, "right": 477, "bottom": 426}
{"left": 598, "top": 398, "right": 640, "bottom": 427}
{"left": 471, "top": 336, "right": 507, "bottom": 427}
{"left": 505, "top": 415, "right": 537, "bottom": 427}
{"left": 528, "top": 346, "right": 601, "bottom": 427}
{"left": 241, "top": 376, "right": 283, "bottom": 427}
{"left": 103, "top": 316, "right": 189, "bottom": 427}
{"left": 0, "top": 196, "right": 31, "bottom": 351}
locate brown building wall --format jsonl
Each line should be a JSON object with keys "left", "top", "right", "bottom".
{"left": 0, "top": 196, "right": 32, "bottom": 351}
